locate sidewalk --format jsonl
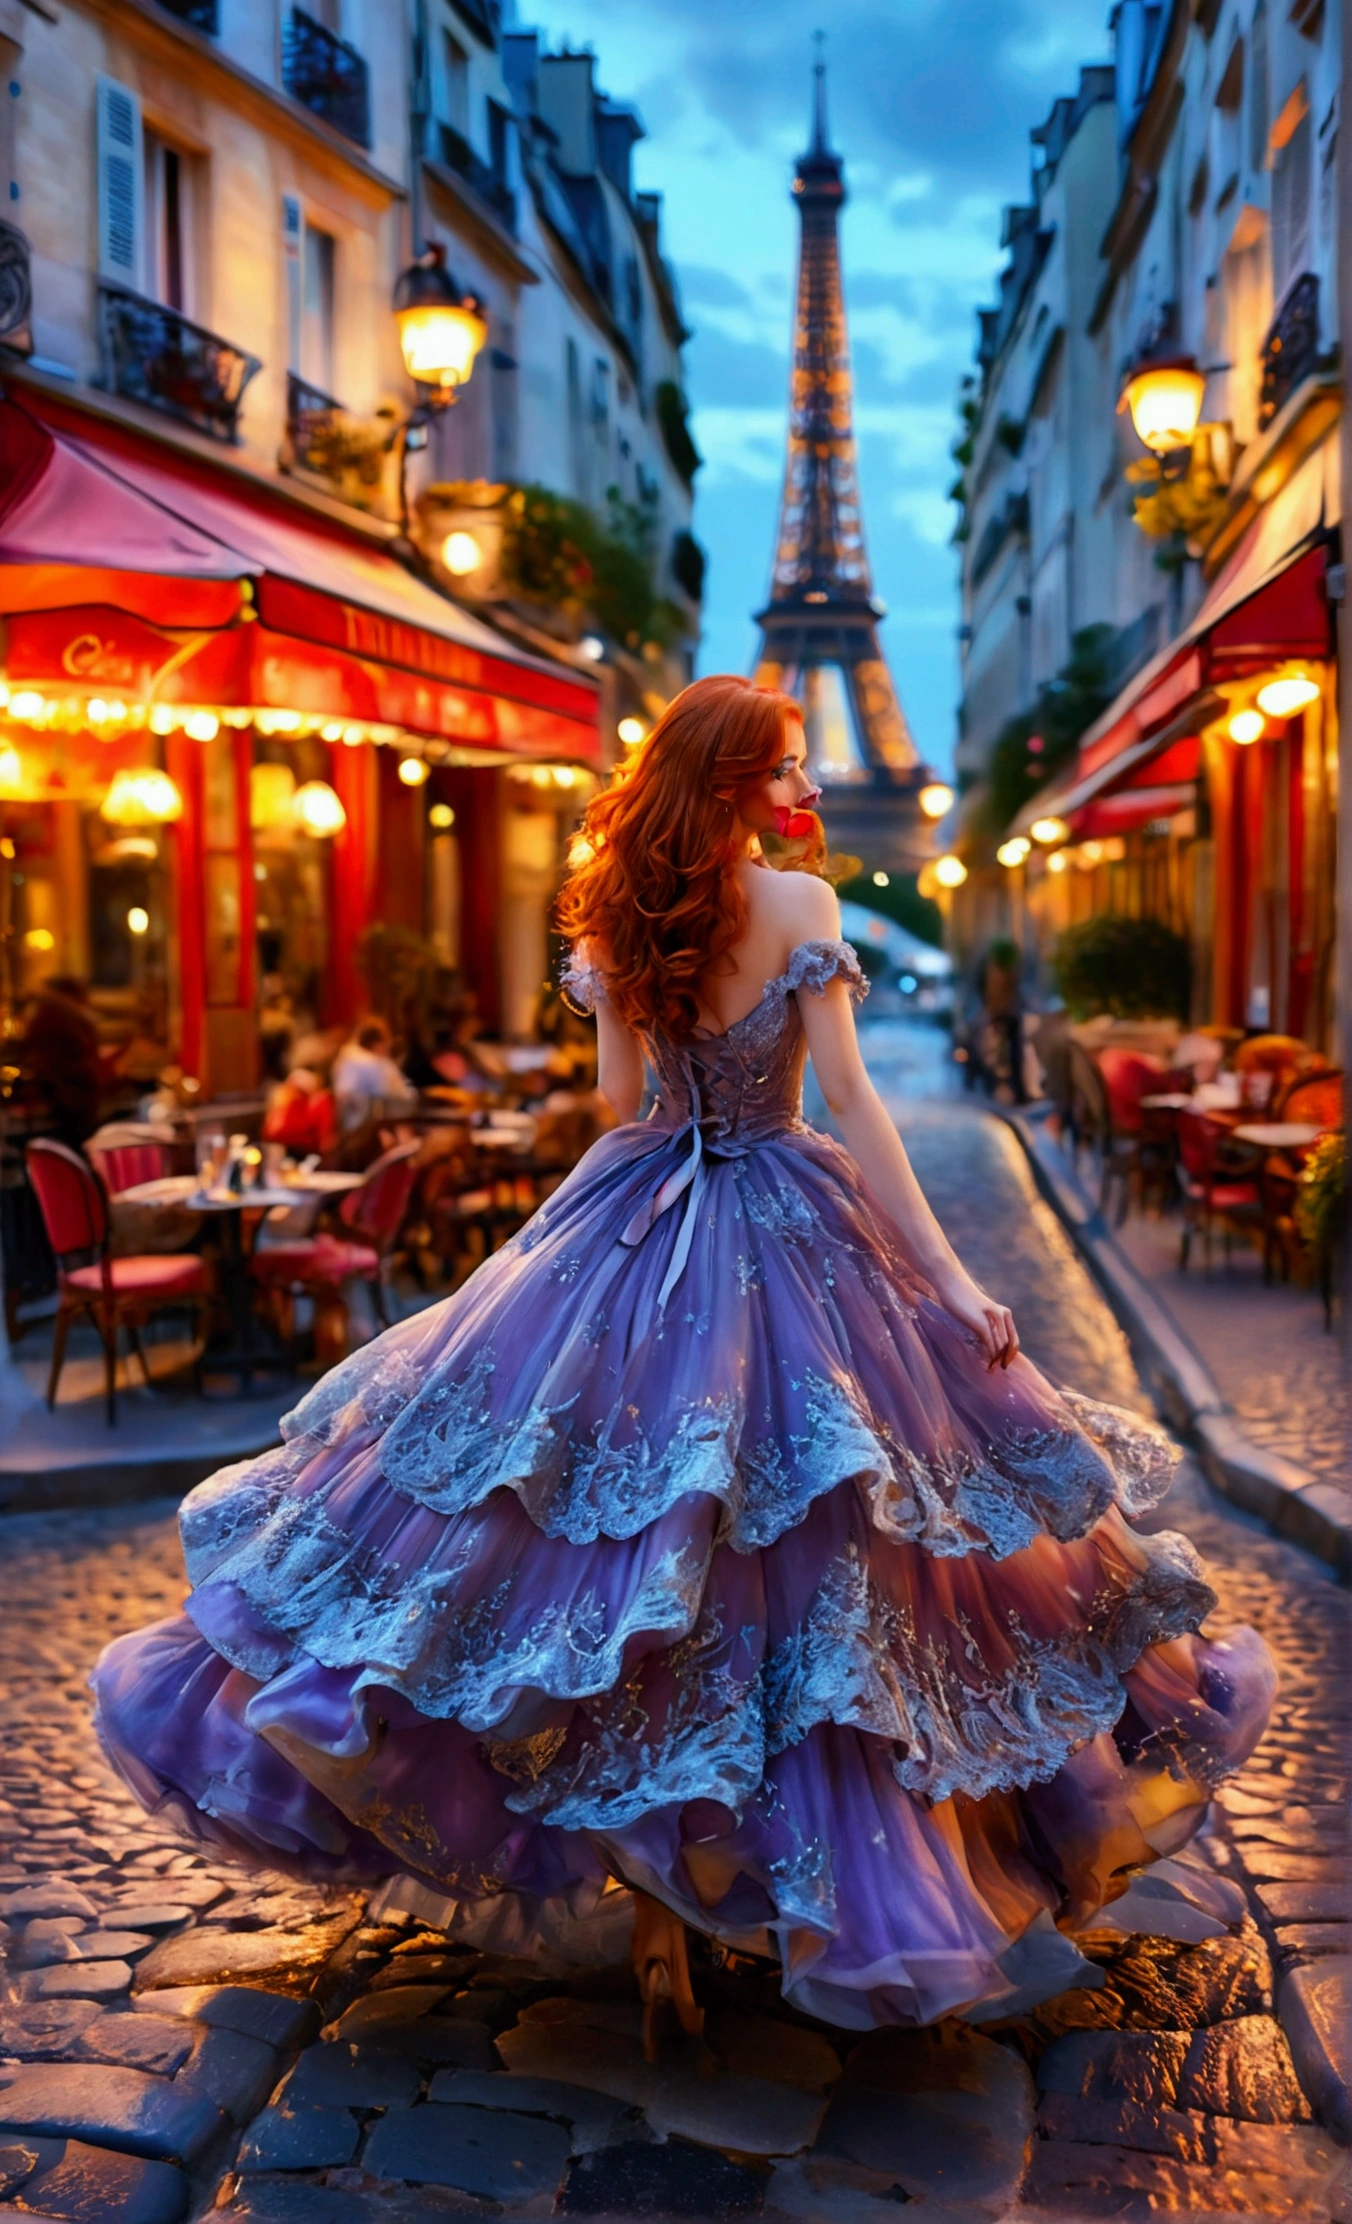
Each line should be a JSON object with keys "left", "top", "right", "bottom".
{"left": 1003, "top": 1104, "right": 1352, "bottom": 1577}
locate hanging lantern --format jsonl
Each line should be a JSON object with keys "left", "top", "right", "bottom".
{"left": 250, "top": 761, "right": 298, "bottom": 830}
{"left": 1255, "top": 670, "right": 1320, "bottom": 719}
{"left": 1118, "top": 360, "right": 1206, "bottom": 454}
{"left": 100, "top": 768, "right": 183, "bottom": 826}
{"left": 1227, "top": 708, "right": 1266, "bottom": 745}
{"left": 292, "top": 780, "right": 347, "bottom": 837}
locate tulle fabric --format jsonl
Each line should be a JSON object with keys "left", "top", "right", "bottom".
{"left": 93, "top": 940, "right": 1276, "bottom": 2028}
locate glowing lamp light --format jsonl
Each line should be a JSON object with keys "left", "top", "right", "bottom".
{"left": 23, "top": 926, "right": 54, "bottom": 952}
{"left": 394, "top": 246, "right": 487, "bottom": 394}
{"left": 429, "top": 802, "right": 455, "bottom": 830}
{"left": 100, "top": 768, "right": 183, "bottom": 826}
{"left": 1255, "top": 670, "right": 1321, "bottom": 719}
{"left": 1030, "top": 816, "right": 1070, "bottom": 846}
{"left": 292, "top": 780, "right": 347, "bottom": 837}
{"left": 918, "top": 781, "right": 954, "bottom": 820}
{"left": 127, "top": 906, "right": 150, "bottom": 937}
{"left": 580, "top": 635, "right": 606, "bottom": 662}
{"left": 183, "top": 710, "right": 220, "bottom": 743}
{"left": 250, "top": 761, "right": 297, "bottom": 831}
{"left": 1118, "top": 361, "right": 1206, "bottom": 454}
{"left": 617, "top": 717, "right": 646, "bottom": 746}
{"left": 997, "top": 837, "right": 1031, "bottom": 868}
{"left": 398, "top": 756, "right": 430, "bottom": 787}
{"left": 8, "top": 690, "right": 45, "bottom": 723}
{"left": 441, "top": 530, "right": 482, "bottom": 576}
{"left": 933, "top": 853, "right": 968, "bottom": 889}
{"left": 1047, "top": 849, "right": 1070, "bottom": 874}
{"left": 872, "top": 870, "right": 890, "bottom": 888}
{"left": 0, "top": 743, "right": 22, "bottom": 796}
{"left": 1227, "top": 708, "right": 1266, "bottom": 745}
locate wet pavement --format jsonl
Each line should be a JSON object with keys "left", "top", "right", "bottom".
{"left": 0, "top": 1050, "right": 1345, "bottom": 2222}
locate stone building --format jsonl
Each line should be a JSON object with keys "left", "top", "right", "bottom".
{"left": 952, "top": 0, "right": 1340, "bottom": 1053}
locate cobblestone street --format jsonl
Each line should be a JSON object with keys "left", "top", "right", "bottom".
{"left": 0, "top": 1075, "right": 1346, "bottom": 2223}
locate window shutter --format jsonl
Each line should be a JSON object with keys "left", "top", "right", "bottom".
{"left": 282, "top": 192, "right": 302, "bottom": 372}
{"left": 96, "top": 74, "right": 143, "bottom": 287}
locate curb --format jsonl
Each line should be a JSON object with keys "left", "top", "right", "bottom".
{"left": 997, "top": 1105, "right": 1352, "bottom": 1580}
{"left": 1278, "top": 1957, "right": 1352, "bottom": 2145}
{"left": 0, "top": 1439, "right": 277, "bottom": 1517}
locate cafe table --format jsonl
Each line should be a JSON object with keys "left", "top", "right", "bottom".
{"left": 1230, "top": 1122, "right": 1324, "bottom": 1151}
{"left": 117, "top": 1170, "right": 362, "bottom": 1391}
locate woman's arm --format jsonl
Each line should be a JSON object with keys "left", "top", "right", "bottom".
{"left": 794, "top": 892, "right": 1019, "bottom": 1368}
{"left": 594, "top": 995, "right": 646, "bottom": 1124}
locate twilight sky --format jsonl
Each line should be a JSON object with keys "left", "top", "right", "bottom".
{"left": 521, "top": 0, "right": 1112, "bottom": 774}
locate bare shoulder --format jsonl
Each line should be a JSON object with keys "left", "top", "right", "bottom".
{"left": 747, "top": 867, "right": 841, "bottom": 948}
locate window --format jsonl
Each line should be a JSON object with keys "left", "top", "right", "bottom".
{"left": 300, "top": 223, "right": 335, "bottom": 392}
{"left": 1211, "top": 39, "right": 1243, "bottom": 208}
{"left": 443, "top": 32, "right": 469, "bottom": 135}
{"left": 1248, "top": 2, "right": 1269, "bottom": 176}
{"left": 145, "top": 131, "right": 193, "bottom": 313}
{"left": 486, "top": 96, "right": 508, "bottom": 185}
{"left": 1270, "top": 88, "right": 1312, "bottom": 302}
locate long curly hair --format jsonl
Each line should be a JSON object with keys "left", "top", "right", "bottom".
{"left": 556, "top": 674, "right": 804, "bottom": 1040}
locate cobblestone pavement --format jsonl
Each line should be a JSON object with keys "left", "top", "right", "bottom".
{"left": 0, "top": 1080, "right": 1345, "bottom": 2223}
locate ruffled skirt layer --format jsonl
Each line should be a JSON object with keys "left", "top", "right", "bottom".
{"left": 93, "top": 1119, "right": 1275, "bottom": 2028}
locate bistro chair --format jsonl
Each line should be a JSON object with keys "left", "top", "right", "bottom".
{"left": 25, "top": 1139, "right": 208, "bottom": 1424}
{"left": 1257, "top": 1069, "right": 1342, "bottom": 1284}
{"left": 250, "top": 1139, "right": 421, "bottom": 1351}
{"left": 1096, "top": 1048, "right": 1175, "bottom": 1222}
{"left": 1174, "top": 1109, "right": 1262, "bottom": 1275}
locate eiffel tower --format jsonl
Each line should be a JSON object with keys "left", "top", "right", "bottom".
{"left": 753, "top": 55, "right": 933, "bottom": 873}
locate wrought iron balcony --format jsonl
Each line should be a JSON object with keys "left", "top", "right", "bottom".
{"left": 1259, "top": 273, "right": 1320, "bottom": 431}
{"left": 437, "top": 123, "right": 516, "bottom": 235}
{"left": 281, "top": 371, "right": 395, "bottom": 509}
{"left": 0, "top": 220, "right": 32, "bottom": 357}
{"left": 282, "top": 10, "right": 371, "bottom": 150}
{"left": 99, "top": 286, "right": 261, "bottom": 444}
{"left": 153, "top": 0, "right": 219, "bottom": 33}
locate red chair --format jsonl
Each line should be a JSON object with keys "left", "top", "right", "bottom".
{"left": 1259, "top": 1069, "right": 1342, "bottom": 1282}
{"left": 86, "top": 1140, "right": 170, "bottom": 1195}
{"left": 1175, "top": 1110, "right": 1262, "bottom": 1274}
{"left": 25, "top": 1140, "right": 208, "bottom": 1423}
{"left": 251, "top": 1140, "right": 420, "bottom": 1335}
{"left": 1096, "top": 1049, "right": 1172, "bottom": 1223}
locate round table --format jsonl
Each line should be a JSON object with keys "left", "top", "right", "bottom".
{"left": 1140, "top": 1093, "right": 1197, "bottom": 1112}
{"left": 118, "top": 1171, "right": 362, "bottom": 1391}
{"left": 1230, "top": 1122, "right": 1324, "bottom": 1150}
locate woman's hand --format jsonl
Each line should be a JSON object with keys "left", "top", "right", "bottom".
{"left": 930, "top": 1264, "right": 1020, "bottom": 1369}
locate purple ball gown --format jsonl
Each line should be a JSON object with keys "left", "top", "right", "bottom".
{"left": 93, "top": 939, "right": 1274, "bottom": 2029}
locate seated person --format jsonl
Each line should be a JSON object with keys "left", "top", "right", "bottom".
{"left": 332, "top": 1017, "right": 417, "bottom": 1134}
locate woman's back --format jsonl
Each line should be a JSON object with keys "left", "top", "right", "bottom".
{"left": 689, "top": 858, "right": 834, "bottom": 1039}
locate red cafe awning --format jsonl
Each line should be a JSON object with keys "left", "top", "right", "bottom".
{"left": 1014, "top": 532, "right": 1333, "bottom": 839}
{"left": 0, "top": 389, "right": 600, "bottom": 761}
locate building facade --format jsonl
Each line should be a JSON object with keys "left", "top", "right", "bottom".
{"left": 953, "top": 0, "right": 1340, "bottom": 1054}
{"left": 0, "top": 0, "right": 700, "bottom": 1082}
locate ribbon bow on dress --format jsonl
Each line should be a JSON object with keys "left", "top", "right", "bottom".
{"left": 617, "top": 1045, "right": 759, "bottom": 1312}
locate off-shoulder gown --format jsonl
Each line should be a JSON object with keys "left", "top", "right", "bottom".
{"left": 93, "top": 939, "right": 1274, "bottom": 2028}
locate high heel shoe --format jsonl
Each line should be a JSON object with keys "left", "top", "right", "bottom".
{"left": 632, "top": 1891, "right": 704, "bottom": 2062}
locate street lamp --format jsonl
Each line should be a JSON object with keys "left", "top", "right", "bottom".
{"left": 1255, "top": 669, "right": 1321, "bottom": 719}
{"left": 394, "top": 245, "right": 487, "bottom": 396}
{"left": 1119, "top": 359, "right": 1207, "bottom": 455}
{"left": 918, "top": 780, "right": 954, "bottom": 820}
{"left": 392, "top": 244, "right": 488, "bottom": 537}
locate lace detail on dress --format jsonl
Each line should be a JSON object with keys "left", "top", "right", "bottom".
{"left": 1058, "top": 1391, "right": 1181, "bottom": 1515}
{"left": 780, "top": 938, "right": 869, "bottom": 1004}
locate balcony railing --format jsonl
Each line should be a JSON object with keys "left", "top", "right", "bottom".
{"left": 1259, "top": 273, "right": 1320, "bottom": 431}
{"left": 0, "top": 220, "right": 32, "bottom": 357}
{"left": 99, "top": 286, "right": 261, "bottom": 444}
{"left": 282, "top": 10, "right": 371, "bottom": 150}
{"left": 437, "top": 123, "right": 516, "bottom": 235}
{"left": 153, "top": 0, "right": 219, "bottom": 33}
{"left": 281, "top": 371, "right": 396, "bottom": 510}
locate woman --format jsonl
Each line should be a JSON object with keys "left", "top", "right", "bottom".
{"left": 93, "top": 677, "right": 1273, "bottom": 2048}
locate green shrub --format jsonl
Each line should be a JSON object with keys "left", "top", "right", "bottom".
{"left": 1051, "top": 914, "right": 1191, "bottom": 1022}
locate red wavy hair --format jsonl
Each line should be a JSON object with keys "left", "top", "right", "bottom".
{"left": 557, "top": 674, "right": 804, "bottom": 1040}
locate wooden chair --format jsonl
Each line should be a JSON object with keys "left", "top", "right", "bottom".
{"left": 1259, "top": 1069, "right": 1342, "bottom": 1283}
{"left": 25, "top": 1139, "right": 208, "bottom": 1423}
